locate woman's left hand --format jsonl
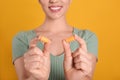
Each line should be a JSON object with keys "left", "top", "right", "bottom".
{"left": 62, "top": 35, "right": 97, "bottom": 80}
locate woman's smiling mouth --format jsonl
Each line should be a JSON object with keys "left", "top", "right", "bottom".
{"left": 48, "top": 6, "right": 63, "bottom": 13}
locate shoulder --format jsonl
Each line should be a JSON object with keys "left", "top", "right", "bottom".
{"left": 12, "top": 30, "right": 35, "bottom": 63}
{"left": 74, "top": 28, "right": 98, "bottom": 42}
{"left": 13, "top": 31, "right": 27, "bottom": 41}
{"left": 74, "top": 28, "right": 98, "bottom": 56}
{"left": 12, "top": 30, "right": 35, "bottom": 44}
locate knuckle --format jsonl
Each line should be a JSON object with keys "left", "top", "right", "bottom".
{"left": 78, "top": 48, "right": 82, "bottom": 53}
{"left": 89, "top": 67, "right": 92, "bottom": 73}
{"left": 24, "top": 50, "right": 30, "bottom": 57}
{"left": 32, "top": 48, "right": 37, "bottom": 53}
{"left": 75, "top": 63, "right": 81, "bottom": 69}
{"left": 23, "top": 58, "right": 27, "bottom": 63}
{"left": 23, "top": 54, "right": 27, "bottom": 58}
{"left": 24, "top": 63, "right": 29, "bottom": 71}
{"left": 77, "top": 54, "right": 80, "bottom": 58}
{"left": 29, "top": 69, "right": 34, "bottom": 73}
{"left": 88, "top": 54, "right": 94, "bottom": 61}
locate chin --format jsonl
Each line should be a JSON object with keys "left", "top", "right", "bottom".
{"left": 46, "top": 10, "right": 66, "bottom": 20}
{"left": 47, "top": 14, "right": 65, "bottom": 20}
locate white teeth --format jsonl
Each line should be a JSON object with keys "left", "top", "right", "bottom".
{"left": 50, "top": 7, "right": 61, "bottom": 10}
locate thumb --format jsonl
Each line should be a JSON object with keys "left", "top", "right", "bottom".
{"left": 39, "top": 36, "right": 51, "bottom": 56}
{"left": 29, "top": 37, "right": 39, "bottom": 49}
{"left": 43, "top": 42, "right": 51, "bottom": 56}
{"left": 62, "top": 40, "right": 72, "bottom": 58}
{"left": 62, "top": 40, "right": 73, "bottom": 71}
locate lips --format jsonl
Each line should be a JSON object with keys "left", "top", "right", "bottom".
{"left": 48, "top": 6, "right": 63, "bottom": 12}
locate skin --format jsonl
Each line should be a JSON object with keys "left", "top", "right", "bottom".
{"left": 14, "top": 0, "right": 97, "bottom": 80}
{"left": 63, "top": 35, "right": 97, "bottom": 80}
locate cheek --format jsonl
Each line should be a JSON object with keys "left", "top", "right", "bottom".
{"left": 63, "top": 0, "right": 71, "bottom": 7}
{"left": 39, "top": 0, "right": 48, "bottom": 7}
{"left": 39, "top": 2, "right": 49, "bottom": 12}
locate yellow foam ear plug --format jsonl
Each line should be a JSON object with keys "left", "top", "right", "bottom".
{"left": 65, "top": 36, "right": 75, "bottom": 43}
{"left": 39, "top": 36, "right": 51, "bottom": 43}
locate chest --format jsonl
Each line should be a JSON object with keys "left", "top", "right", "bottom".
{"left": 48, "top": 35, "right": 69, "bottom": 56}
{"left": 35, "top": 31, "right": 75, "bottom": 56}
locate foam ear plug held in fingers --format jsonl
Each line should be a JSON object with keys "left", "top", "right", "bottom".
{"left": 65, "top": 36, "right": 75, "bottom": 43}
{"left": 39, "top": 36, "right": 51, "bottom": 43}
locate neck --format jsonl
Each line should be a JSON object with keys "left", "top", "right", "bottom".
{"left": 39, "top": 16, "right": 72, "bottom": 33}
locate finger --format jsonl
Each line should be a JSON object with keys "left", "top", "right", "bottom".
{"left": 73, "top": 54, "right": 89, "bottom": 64}
{"left": 31, "top": 62, "right": 41, "bottom": 69}
{"left": 62, "top": 40, "right": 73, "bottom": 72}
{"left": 72, "top": 48, "right": 80, "bottom": 58}
{"left": 29, "top": 37, "right": 39, "bottom": 49}
{"left": 78, "top": 48, "right": 90, "bottom": 60}
{"left": 74, "top": 61, "right": 88, "bottom": 70}
{"left": 24, "top": 47, "right": 43, "bottom": 56}
{"left": 72, "top": 48, "right": 86, "bottom": 58}
{"left": 73, "top": 48, "right": 90, "bottom": 63}
{"left": 24, "top": 61, "right": 41, "bottom": 72}
{"left": 43, "top": 42, "right": 51, "bottom": 56}
{"left": 80, "top": 62, "right": 89, "bottom": 73}
{"left": 24, "top": 55, "right": 43, "bottom": 64}
{"left": 29, "top": 69, "right": 45, "bottom": 77}
{"left": 74, "top": 34, "right": 87, "bottom": 52}
{"left": 74, "top": 62, "right": 81, "bottom": 70}
{"left": 72, "top": 48, "right": 89, "bottom": 59}
{"left": 73, "top": 55, "right": 81, "bottom": 63}
{"left": 62, "top": 40, "right": 72, "bottom": 58}
{"left": 26, "top": 61, "right": 42, "bottom": 70}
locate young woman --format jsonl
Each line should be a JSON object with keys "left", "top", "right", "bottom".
{"left": 12, "top": 0, "right": 98, "bottom": 80}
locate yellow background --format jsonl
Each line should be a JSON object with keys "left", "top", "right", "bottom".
{"left": 0, "top": 0, "right": 120, "bottom": 80}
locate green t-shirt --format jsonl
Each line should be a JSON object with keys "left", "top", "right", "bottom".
{"left": 12, "top": 27, "right": 98, "bottom": 80}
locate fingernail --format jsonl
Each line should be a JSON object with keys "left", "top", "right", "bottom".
{"left": 74, "top": 34, "right": 77, "bottom": 37}
{"left": 65, "top": 40, "right": 68, "bottom": 43}
{"left": 62, "top": 40, "right": 66, "bottom": 44}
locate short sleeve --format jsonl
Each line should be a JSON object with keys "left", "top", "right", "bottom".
{"left": 85, "top": 30, "right": 98, "bottom": 57}
{"left": 78, "top": 30, "right": 98, "bottom": 58}
{"left": 12, "top": 32, "right": 29, "bottom": 63}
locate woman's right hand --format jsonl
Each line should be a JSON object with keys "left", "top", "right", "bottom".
{"left": 24, "top": 37, "right": 51, "bottom": 80}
